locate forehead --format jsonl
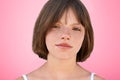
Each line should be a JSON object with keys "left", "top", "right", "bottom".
{"left": 58, "top": 8, "right": 79, "bottom": 25}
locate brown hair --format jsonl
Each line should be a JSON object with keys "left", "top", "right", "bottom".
{"left": 32, "top": 0, "right": 94, "bottom": 62}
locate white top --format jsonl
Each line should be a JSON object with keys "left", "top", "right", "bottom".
{"left": 22, "top": 75, "right": 28, "bottom": 80}
{"left": 91, "top": 73, "right": 95, "bottom": 80}
{"left": 22, "top": 73, "right": 95, "bottom": 80}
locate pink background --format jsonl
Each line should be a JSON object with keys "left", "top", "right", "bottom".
{"left": 0, "top": 0, "right": 120, "bottom": 80}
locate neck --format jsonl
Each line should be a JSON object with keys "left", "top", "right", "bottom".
{"left": 45, "top": 54, "right": 79, "bottom": 74}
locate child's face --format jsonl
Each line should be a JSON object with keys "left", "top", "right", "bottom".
{"left": 46, "top": 8, "right": 85, "bottom": 60}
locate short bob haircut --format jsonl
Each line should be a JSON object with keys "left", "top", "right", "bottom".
{"left": 32, "top": 0, "right": 94, "bottom": 62}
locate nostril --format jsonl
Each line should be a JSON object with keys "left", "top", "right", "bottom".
{"left": 61, "top": 35, "right": 70, "bottom": 40}
{"left": 67, "top": 37, "right": 70, "bottom": 40}
{"left": 60, "top": 29, "right": 71, "bottom": 40}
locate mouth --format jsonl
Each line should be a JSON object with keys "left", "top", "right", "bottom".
{"left": 55, "top": 43, "right": 73, "bottom": 49}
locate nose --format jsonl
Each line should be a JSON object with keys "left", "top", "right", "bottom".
{"left": 60, "top": 28, "right": 71, "bottom": 40}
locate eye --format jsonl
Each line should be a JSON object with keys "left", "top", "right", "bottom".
{"left": 52, "top": 25, "right": 60, "bottom": 28}
{"left": 72, "top": 27, "right": 81, "bottom": 31}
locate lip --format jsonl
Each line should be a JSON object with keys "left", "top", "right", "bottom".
{"left": 55, "top": 43, "right": 73, "bottom": 48}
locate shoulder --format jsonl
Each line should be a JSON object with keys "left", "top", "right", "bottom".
{"left": 94, "top": 74, "right": 105, "bottom": 80}
{"left": 16, "top": 77, "right": 23, "bottom": 80}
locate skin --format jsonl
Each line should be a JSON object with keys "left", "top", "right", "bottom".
{"left": 46, "top": 8, "right": 85, "bottom": 63}
{"left": 17, "top": 8, "right": 104, "bottom": 80}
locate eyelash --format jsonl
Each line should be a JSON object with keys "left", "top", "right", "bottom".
{"left": 52, "top": 26, "right": 81, "bottom": 31}
{"left": 52, "top": 25, "right": 60, "bottom": 28}
{"left": 72, "top": 27, "right": 81, "bottom": 31}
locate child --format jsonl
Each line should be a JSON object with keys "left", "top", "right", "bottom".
{"left": 17, "top": 0, "right": 104, "bottom": 80}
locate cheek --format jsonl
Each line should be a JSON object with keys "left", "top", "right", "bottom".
{"left": 46, "top": 31, "right": 57, "bottom": 41}
{"left": 73, "top": 32, "right": 85, "bottom": 41}
{"left": 45, "top": 35, "right": 52, "bottom": 53}
{"left": 45, "top": 32, "right": 57, "bottom": 49}
{"left": 72, "top": 32, "right": 85, "bottom": 49}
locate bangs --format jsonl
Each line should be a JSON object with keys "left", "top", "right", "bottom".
{"left": 44, "top": 0, "right": 81, "bottom": 29}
